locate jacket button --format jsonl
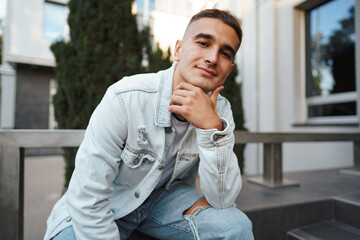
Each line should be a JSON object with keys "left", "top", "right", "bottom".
{"left": 134, "top": 155, "right": 140, "bottom": 165}
{"left": 66, "top": 216, "right": 71, "bottom": 222}
{"left": 135, "top": 192, "right": 140, "bottom": 198}
{"left": 158, "top": 165, "right": 164, "bottom": 170}
{"left": 213, "top": 134, "right": 225, "bottom": 141}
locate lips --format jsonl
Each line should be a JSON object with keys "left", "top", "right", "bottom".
{"left": 197, "top": 66, "right": 218, "bottom": 77}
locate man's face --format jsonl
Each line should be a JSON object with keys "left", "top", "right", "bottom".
{"left": 173, "top": 17, "right": 239, "bottom": 93}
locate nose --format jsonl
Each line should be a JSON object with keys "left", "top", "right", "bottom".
{"left": 204, "top": 49, "right": 218, "bottom": 65}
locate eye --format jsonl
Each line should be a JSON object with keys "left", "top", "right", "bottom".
{"left": 221, "top": 51, "right": 232, "bottom": 59}
{"left": 197, "top": 41, "right": 209, "bottom": 47}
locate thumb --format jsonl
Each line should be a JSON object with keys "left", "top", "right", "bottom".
{"left": 210, "top": 86, "right": 224, "bottom": 104}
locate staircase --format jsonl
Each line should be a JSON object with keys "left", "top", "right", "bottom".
{"left": 287, "top": 196, "right": 360, "bottom": 240}
{"left": 288, "top": 220, "right": 360, "bottom": 240}
{"left": 245, "top": 193, "right": 360, "bottom": 240}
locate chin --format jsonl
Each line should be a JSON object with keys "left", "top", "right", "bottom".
{"left": 193, "top": 83, "right": 209, "bottom": 92}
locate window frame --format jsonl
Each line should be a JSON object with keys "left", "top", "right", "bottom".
{"left": 296, "top": 0, "right": 360, "bottom": 126}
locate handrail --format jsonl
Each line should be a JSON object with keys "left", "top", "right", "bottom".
{"left": 234, "top": 132, "right": 360, "bottom": 143}
{"left": 0, "top": 129, "right": 359, "bottom": 240}
{"left": 0, "top": 129, "right": 85, "bottom": 147}
{"left": 234, "top": 131, "right": 360, "bottom": 189}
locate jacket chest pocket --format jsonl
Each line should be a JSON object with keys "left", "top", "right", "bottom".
{"left": 113, "top": 148, "right": 157, "bottom": 188}
{"left": 175, "top": 154, "right": 200, "bottom": 179}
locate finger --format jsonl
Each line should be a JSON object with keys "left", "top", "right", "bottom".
{"left": 169, "top": 95, "right": 186, "bottom": 106}
{"left": 168, "top": 104, "right": 186, "bottom": 116}
{"left": 172, "top": 89, "right": 194, "bottom": 98}
{"left": 210, "top": 86, "right": 224, "bottom": 104}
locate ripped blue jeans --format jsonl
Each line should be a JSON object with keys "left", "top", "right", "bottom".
{"left": 52, "top": 183, "right": 254, "bottom": 240}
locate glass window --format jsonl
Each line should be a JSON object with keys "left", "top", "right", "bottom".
{"left": 43, "top": 1, "right": 68, "bottom": 41}
{"left": 149, "top": 0, "right": 155, "bottom": 12}
{"left": 305, "top": 0, "right": 356, "bottom": 120}
{"left": 136, "top": 0, "right": 155, "bottom": 13}
{"left": 137, "top": 0, "right": 144, "bottom": 12}
{"left": 308, "top": 101, "right": 356, "bottom": 117}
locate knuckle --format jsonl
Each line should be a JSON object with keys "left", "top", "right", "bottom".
{"left": 183, "top": 106, "right": 191, "bottom": 112}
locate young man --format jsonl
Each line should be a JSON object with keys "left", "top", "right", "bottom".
{"left": 45, "top": 9, "right": 254, "bottom": 240}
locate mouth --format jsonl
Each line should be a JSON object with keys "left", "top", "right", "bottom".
{"left": 197, "top": 66, "right": 218, "bottom": 77}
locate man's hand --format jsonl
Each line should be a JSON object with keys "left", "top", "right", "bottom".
{"left": 169, "top": 82, "right": 223, "bottom": 131}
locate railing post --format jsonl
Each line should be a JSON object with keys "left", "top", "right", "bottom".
{"left": 340, "top": 141, "right": 360, "bottom": 176}
{"left": 248, "top": 142, "right": 300, "bottom": 188}
{"left": 263, "top": 143, "right": 283, "bottom": 183}
{"left": 0, "top": 135, "right": 23, "bottom": 240}
{"left": 354, "top": 141, "right": 360, "bottom": 169}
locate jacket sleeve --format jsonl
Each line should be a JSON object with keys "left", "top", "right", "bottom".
{"left": 66, "top": 86, "right": 127, "bottom": 240}
{"left": 195, "top": 97, "right": 242, "bottom": 209}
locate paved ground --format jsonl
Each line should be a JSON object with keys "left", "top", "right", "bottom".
{"left": 24, "top": 155, "right": 64, "bottom": 240}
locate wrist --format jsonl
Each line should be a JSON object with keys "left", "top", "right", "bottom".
{"left": 214, "top": 118, "right": 223, "bottom": 131}
{"left": 202, "top": 117, "right": 223, "bottom": 131}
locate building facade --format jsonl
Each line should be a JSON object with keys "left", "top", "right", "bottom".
{"left": 238, "top": 0, "right": 360, "bottom": 174}
{"left": 1, "top": 0, "right": 359, "bottom": 175}
{"left": 1, "top": 0, "right": 68, "bottom": 129}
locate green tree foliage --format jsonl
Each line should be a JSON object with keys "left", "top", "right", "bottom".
{"left": 221, "top": 65, "right": 247, "bottom": 172}
{"left": 52, "top": 0, "right": 147, "bottom": 187}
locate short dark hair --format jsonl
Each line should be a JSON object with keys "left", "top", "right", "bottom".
{"left": 189, "top": 9, "right": 243, "bottom": 47}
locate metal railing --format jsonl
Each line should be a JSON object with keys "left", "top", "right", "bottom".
{"left": 1, "top": 129, "right": 360, "bottom": 239}
{"left": 234, "top": 132, "right": 360, "bottom": 188}
{"left": 0, "top": 130, "right": 85, "bottom": 240}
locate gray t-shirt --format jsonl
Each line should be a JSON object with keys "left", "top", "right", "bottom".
{"left": 155, "top": 114, "right": 189, "bottom": 189}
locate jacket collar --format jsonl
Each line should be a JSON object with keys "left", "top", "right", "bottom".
{"left": 155, "top": 63, "right": 176, "bottom": 128}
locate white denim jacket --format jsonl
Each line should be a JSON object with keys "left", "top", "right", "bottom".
{"left": 44, "top": 63, "right": 242, "bottom": 240}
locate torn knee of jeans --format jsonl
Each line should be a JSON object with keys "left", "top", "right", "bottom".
{"left": 184, "top": 210, "right": 201, "bottom": 240}
{"left": 183, "top": 198, "right": 211, "bottom": 216}
{"left": 187, "top": 206, "right": 205, "bottom": 215}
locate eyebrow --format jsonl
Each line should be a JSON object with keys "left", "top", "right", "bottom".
{"left": 193, "top": 33, "right": 236, "bottom": 58}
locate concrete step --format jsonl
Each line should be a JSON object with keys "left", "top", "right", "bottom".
{"left": 246, "top": 192, "right": 360, "bottom": 240}
{"left": 287, "top": 220, "right": 360, "bottom": 240}
{"left": 287, "top": 196, "right": 360, "bottom": 240}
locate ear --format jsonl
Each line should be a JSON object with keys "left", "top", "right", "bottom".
{"left": 230, "top": 63, "right": 234, "bottom": 72}
{"left": 226, "top": 63, "right": 235, "bottom": 76}
{"left": 174, "top": 40, "right": 182, "bottom": 62}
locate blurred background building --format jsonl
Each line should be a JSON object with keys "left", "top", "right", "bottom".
{"left": 0, "top": 0, "right": 359, "bottom": 176}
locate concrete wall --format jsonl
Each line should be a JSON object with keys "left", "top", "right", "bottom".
{"left": 3, "top": 0, "right": 68, "bottom": 67}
